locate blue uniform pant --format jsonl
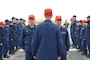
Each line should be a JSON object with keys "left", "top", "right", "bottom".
{"left": 9, "top": 41, "right": 14, "bottom": 51}
{"left": 72, "top": 33, "right": 77, "bottom": 46}
{"left": 0, "top": 46, "right": 3, "bottom": 60}
{"left": 14, "top": 36, "right": 19, "bottom": 48}
{"left": 76, "top": 38, "right": 81, "bottom": 49}
{"left": 87, "top": 38, "right": 90, "bottom": 54}
{"left": 3, "top": 41, "right": 9, "bottom": 55}
{"left": 81, "top": 40, "right": 87, "bottom": 53}
{"left": 25, "top": 51, "right": 35, "bottom": 60}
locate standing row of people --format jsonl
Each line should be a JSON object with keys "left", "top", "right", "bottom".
{"left": 0, "top": 17, "right": 26, "bottom": 60}
{"left": 70, "top": 15, "right": 90, "bottom": 58}
{"left": 20, "top": 8, "right": 70, "bottom": 60}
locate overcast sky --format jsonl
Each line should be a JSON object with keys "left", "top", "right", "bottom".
{"left": 0, "top": 0, "right": 90, "bottom": 23}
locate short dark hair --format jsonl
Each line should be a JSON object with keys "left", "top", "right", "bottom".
{"left": 12, "top": 17, "right": 16, "bottom": 20}
{"left": 73, "top": 15, "right": 77, "bottom": 18}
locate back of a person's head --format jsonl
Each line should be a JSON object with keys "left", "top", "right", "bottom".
{"left": 44, "top": 8, "right": 53, "bottom": 20}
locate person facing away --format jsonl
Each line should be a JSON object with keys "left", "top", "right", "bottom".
{"left": 31, "top": 8, "right": 66, "bottom": 60}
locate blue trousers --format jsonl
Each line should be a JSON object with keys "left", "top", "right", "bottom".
{"left": 9, "top": 41, "right": 14, "bottom": 51}
{"left": 3, "top": 41, "right": 9, "bottom": 55}
{"left": 72, "top": 33, "right": 77, "bottom": 46}
{"left": 87, "top": 38, "right": 90, "bottom": 54}
{"left": 0, "top": 46, "right": 3, "bottom": 60}
{"left": 81, "top": 40, "right": 87, "bottom": 53}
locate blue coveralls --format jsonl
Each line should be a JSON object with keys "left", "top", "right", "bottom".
{"left": 0, "top": 27, "right": 5, "bottom": 60}
{"left": 3, "top": 25, "right": 10, "bottom": 55}
{"left": 85, "top": 24, "right": 90, "bottom": 54}
{"left": 9, "top": 25, "right": 14, "bottom": 51}
{"left": 60, "top": 26, "right": 70, "bottom": 51}
{"left": 70, "top": 20, "right": 77, "bottom": 46}
{"left": 32, "top": 20, "right": 66, "bottom": 60}
{"left": 21, "top": 25, "right": 36, "bottom": 60}
{"left": 12, "top": 23, "right": 19, "bottom": 49}
{"left": 80, "top": 25, "right": 87, "bottom": 54}
{"left": 75, "top": 25, "right": 82, "bottom": 49}
{"left": 17, "top": 23, "right": 22, "bottom": 47}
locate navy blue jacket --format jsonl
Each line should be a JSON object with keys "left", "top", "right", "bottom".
{"left": 32, "top": 20, "right": 66, "bottom": 60}
{"left": 21, "top": 25, "right": 36, "bottom": 52}
{"left": 4, "top": 25, "right": 13, "bottom": 41}
{"left": 12, "top": 23, "right": 19, "bottom": 37}
{"left": 80, "top": 25, "right": 86, "bottom": 40}
{"left": 60, "top": 26, "right": 70, "bottom": 51}
{"left": 0, "top": 27, "right": 4, "bottom": 43}
{"left": 85, "top": 24, "right": 90, "bottom": 39}
{"left": 70, "top": 20, "right": 77, "bottom": 34}
{"left": 17, "top": 23, "right": 22, "bottom": 36}
{"left": 75, "top": 25, "right": 82, "bottom": 39}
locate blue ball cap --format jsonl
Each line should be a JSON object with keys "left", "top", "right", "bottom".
{"left": 20, "top": 18, "right": 23, "bottom": 20}
{"left": 73, "top": 15, "right": 77, "bottom": 18}
{"left": 87, "top": 16, "right": 90, "bottom": 18}
{"left": 16, "top": 18, "right": 18, "bottom": 20}
{"left": 5, "top": 19, "right": 9, "bottom": 22}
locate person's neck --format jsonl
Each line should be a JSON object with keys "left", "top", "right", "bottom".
{"left": 29, "top": 24, "right": 35, "bottom": 28}
{"left": 45, "top": 17, "right": 51, "bottom": 20}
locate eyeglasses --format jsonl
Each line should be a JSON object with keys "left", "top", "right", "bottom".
{"left": 29, "top": 18, "right": 34, "bottom": 20}
{"left": 56, "top": 19, "right": 61, "bottom": 21}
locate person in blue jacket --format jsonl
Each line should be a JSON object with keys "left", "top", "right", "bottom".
{"left": 80, "top": 20, "right": 87, "bottom": 55}
{"left": 21, "top": 15, "right": 36, "bottom": 60}
{"left": 12, "top": 18, "right": 19, "bottom": 52}
{"left": 85, "top": 16, "right": 90, "bottom": 58}
{"left": 75, "top": 21, "right": 82, "bottom": 51}
{"left": 55, "top": 15, "right": 70, "bottom": 55}
{"left": 9, "top": 21, "right": 15, "bottom": 55}
{"left": 31, "top": 8, "right": 66, "bottom": 60}
{"left": 0, "top": 22, "right": 5, "bottom": 60}
{"left": 3, "top": 19, "right": 11, "bottom": 58}
{"left": 16, "top": 19, "right": 23, "bottom": 49}
{"left": 70, "top": 15, "right": 77, "bottom": 48}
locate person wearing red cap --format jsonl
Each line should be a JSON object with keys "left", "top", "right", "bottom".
{"left": 85, "top": 16, "right": 90, "bottom": 58}
{"left": 21, "top": 14, "right": 36, "bottom": 60}
{"left": 70, "top": 18, "right": 74, "bottom": 22}
{"left": 70, "top": 15, "right": 77, "bottom": 48}
{"left": 80, "top": 20, "right": 87, "bottom": 56}
{"left": 0, "top": 22, "right": 5, "bottom": 60}
{"left": 32, "top": 8, "right": 66, "bottom": 60}
{"left": 55, "top": 15, "right": 70, "bottom": 60}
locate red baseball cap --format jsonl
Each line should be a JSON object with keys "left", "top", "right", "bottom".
{"left": 44, "top": 8, "right": 53, "bottom": 16}
{"left": 70, "top": 18, "right": 73, "bottom": 20}
{"left": 0, "top": 22, "right": 4, "bottom": 26}
{"left": 28, "top": 15, "right": 35, "bottom": 19}
{"left": 82, "top": 20, "right": 87, "bottom": 23}
{"left": 55, "top": 15, "right": 62, "bottom": 21}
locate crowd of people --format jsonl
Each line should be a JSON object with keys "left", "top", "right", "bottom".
{"left": 70, "top": 15, "right": 90, "bottom": 58}
{"left": 0, "top": 17, "right": 26, "bottom": 60}
{"left": 0, "top": 8, "right": 90, "bottom": 60}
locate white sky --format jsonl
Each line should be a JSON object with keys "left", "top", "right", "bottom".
{"left": 0, "top": 0, "right": 90, "bottom": 23}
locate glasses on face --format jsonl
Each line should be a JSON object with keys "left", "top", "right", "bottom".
{"left": 56, "top": 19, "right": 61, "bottom": 21}
{"left": 29, "top": 18, "right": 34, "bottom": 20}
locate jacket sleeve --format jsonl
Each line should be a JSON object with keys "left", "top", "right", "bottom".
{"left": 9, "top": 27, "right": 13, "bottom": 39}
{"left": 21, "top": 28, "right": 25, "bottom": 49}
{"left": 56, "top": 29, "right": 66, "bottom": 60}
{"left": 72, "top": 21, "right": 77, "bottom": 33}
{"left": 31, "top": 28, "right": 39, "bottom": 56}
{"left": 65, "top": 29, "right": 70, "bottom": 51}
